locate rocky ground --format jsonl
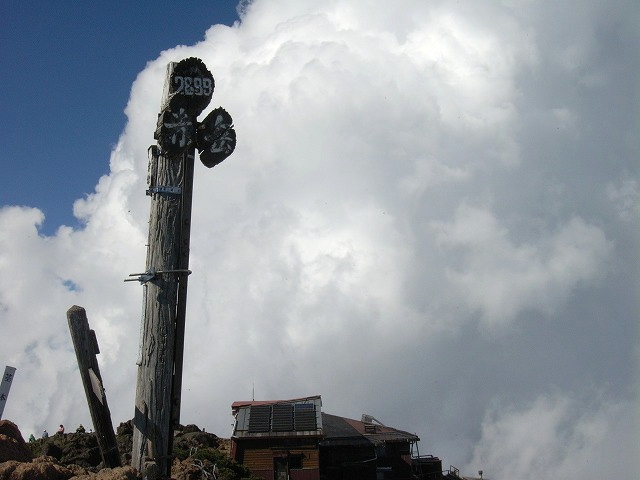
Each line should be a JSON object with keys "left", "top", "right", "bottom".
{"left": 0, "top": 419, "right": 259, "bottom": 480}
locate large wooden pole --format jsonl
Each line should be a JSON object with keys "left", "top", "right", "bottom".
{"left": 131, "top": 58, "right": 212, "bottom": 477}
{"left": 67, "top": 305, "right": 121, "bottom": 468}
{"left": 131, "top": 144, "right": 188, "bottom": 476}
{"left": 130, "top": 57, "right": 235, "bottom": 477}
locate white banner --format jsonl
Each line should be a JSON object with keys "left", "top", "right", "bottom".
{"left": 0, "top": 366, "right": 16, "bottom": 419}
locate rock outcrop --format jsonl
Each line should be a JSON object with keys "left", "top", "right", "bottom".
{"left": 0, "top": 420, "right": 32, "bottom": 463}
{"left": 0, "top": 456, "right": 74, "bottom": 480}
{"left": 0, "top": 420, "right": 255, "bottom": 480}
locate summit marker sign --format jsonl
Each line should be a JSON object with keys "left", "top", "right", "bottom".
{"left": 0, "top": 366, "right": 16, "bottom": 419}
{"left": 130, "top": 57, "right": 235, "bottom": 477}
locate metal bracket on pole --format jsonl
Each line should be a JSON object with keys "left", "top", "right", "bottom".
{"left": 146, "top": 185, "right": 182, "bottom": 196}
{"left": 124, "top": 269, "right": 192, "bottom": 284}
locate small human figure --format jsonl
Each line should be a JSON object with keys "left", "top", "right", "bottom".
{"left": 42, "top": 430, "right": 48, "bottom": 438}
{"left": 29, "top": 434, "right": 36, "bottom": 442}
{"left": 56, "top": 424, "right": 64, "bottom": 435}
{"left": 76, "top": 424, "right": 85, "bottom": 433}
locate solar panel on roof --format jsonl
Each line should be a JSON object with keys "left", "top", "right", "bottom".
{"left": 294, "top": 403, "right": 317, "bottom": 431}
{"left": 272, "top": 403, "right": 294, "bottom": 431}
{"left": 248, "top": 404, "right": 271, "bottom": 432}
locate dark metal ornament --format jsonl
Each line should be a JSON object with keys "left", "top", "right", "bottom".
{"left": 196, "top": 107, "right": 237, "bottom": 168}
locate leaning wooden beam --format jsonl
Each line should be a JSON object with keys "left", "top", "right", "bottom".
{"left": 67, "top": 305, "right": 121, "bottom": 468}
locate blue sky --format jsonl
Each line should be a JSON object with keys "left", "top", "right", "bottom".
{"left": 1, "top": 1, "right": 240, "bottom": 234}
{"left": 0, "top": 1, "right": 637, "bottom": 478}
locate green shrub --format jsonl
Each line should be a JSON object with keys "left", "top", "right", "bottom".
{"left": 173, "top": 446, "right": 189, "bottom": 461}
{"left": 186, "top": 447, "right": 259, "bottom": 480}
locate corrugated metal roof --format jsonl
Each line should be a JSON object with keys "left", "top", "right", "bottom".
{"left": 320, "top": 413, "right": 419, "bottom": 446}
{"left": 231, "top": 395, "right": 322, "bottom": 412}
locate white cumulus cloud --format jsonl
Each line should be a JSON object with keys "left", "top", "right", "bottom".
{"left": 1, "top": 1, "right": 637, "bottom": 478}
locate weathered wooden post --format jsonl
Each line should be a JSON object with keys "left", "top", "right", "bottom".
{"left": 67, "top": 305, "right": 121, "bottom": 468}
{"left": 129, "top": 57, "right": 235, "bottom": 477}
{"left": 0, "top": 366, "right": 16, "bottom": 420}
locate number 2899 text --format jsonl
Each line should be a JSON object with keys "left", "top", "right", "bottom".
{"left": 173, "top": 76, "right": 213, "bottom": 96}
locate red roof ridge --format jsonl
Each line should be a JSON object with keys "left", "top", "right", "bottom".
{"left": 231, "top": 395, "right": 322, "bottom": 410}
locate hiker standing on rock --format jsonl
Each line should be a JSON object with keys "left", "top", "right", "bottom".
{"left": 57, "top": 424, "right": 64, "bottom": 435}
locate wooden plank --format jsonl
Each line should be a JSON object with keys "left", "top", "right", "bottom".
{"left": 67, "top": 305, "right": 121, "bottom": 468}
{"left": 244, "top": 448, "right": 276, "bottom": 470}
